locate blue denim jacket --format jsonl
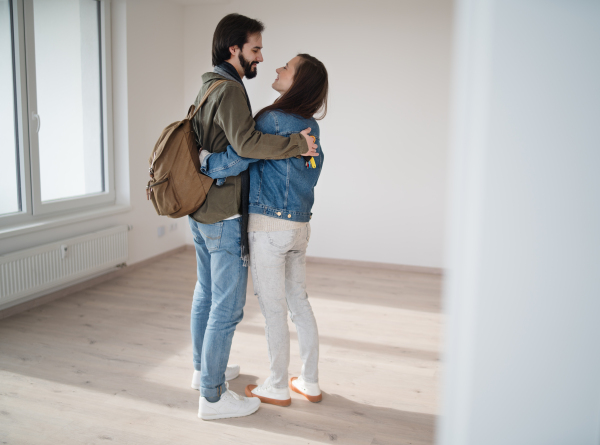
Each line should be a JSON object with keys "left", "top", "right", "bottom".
{"left": 200, "top": 110, "right": 323, "bottom": 222}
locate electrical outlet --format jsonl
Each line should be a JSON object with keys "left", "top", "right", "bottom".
{"left": 157, "top": 226, "right": 165, "bottom": 237}
{"left": 170, "top": 223, "right": 178, "bottom": 232}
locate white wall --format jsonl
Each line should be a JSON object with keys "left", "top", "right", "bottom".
{"left": 439, "top": 1, "right": 600, "bottom": 444}
{"left": 117, "top": 0, "right": 189, "bottom": 262}
{"left": 1, "top": 0, "right": 189, "bottom": 267}
{"left": 183, "top": 0, "right": 453, "bottom": 269}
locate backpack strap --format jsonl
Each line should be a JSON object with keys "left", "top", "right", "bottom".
{"left": 188, "top": 79, "right": 229, "bottom": 120}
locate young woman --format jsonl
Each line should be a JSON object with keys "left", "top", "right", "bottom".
{"left": 199, "top": 53, "right": 328, "bottom": 406}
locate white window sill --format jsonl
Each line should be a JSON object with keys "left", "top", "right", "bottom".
{"left": 0, "top": 204, "right": 132, "bottom": 240}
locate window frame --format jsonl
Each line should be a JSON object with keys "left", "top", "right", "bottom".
{"left": 1, "top": 0, "right": 31, "bottom": 227}
{"left": 0, "top": 0, "right": 114, "bottom": 227}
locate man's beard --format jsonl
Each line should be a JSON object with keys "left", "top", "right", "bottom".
{"left": 239, "top": 53, "right": 258, "bottom": 79}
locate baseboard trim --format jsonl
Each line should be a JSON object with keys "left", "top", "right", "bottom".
{"left": 0, "top": 245, "right": 188, "bottom": 321}
{"left": 185, "top": 243, "right": 442, "bottom": 275}
{"left": 306, "top": 256, "right": 443, "bottom": 275}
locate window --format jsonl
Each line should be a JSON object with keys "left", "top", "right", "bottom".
{"left": 0, "top": 0, "right": 20, "bottom": 216}
{"left": 0, "top": 0, "right": 113, "bottom": 227}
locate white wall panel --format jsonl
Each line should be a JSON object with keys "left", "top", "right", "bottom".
{"left": 440, "top": 1, "right": 600, "bottom": 444}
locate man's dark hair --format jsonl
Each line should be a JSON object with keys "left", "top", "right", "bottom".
{"left": 212, "top": 14, "right": 264, "bottom": 67}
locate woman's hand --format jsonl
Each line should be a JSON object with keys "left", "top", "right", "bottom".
{"left": 300, "top": 128, "right": 319, "bottom": 157}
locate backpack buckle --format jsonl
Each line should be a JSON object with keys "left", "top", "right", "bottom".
{"left": 146, "top": 179, "right": 153, "bottom": 200}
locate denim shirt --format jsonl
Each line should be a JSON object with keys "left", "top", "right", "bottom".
{"left": 200, "top": 110, "right": 323, "bottom": 222}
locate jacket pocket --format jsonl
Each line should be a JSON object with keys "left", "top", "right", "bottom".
{"left": 150, "top": 175, "right": 181, "bottom": 215}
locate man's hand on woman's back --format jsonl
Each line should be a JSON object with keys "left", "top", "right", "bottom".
{"left": 300, "top": 128, "right": 319, "bottom": 157}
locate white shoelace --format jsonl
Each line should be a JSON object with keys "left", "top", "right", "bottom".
{"left": 226, "top": 389, "right": 244, "bottom": 401}
{"left": 223, "top": 383, "right": 246, "bottom": 401}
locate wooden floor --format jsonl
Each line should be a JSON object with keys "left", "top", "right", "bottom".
{"left": 0, "top": 250, "right": 442, "bottom": 445}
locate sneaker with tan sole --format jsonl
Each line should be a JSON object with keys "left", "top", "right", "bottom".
{"left": 245, "top": 377, "right": 291, "bottom": 407}
{"left": 289, "top": 376, "right": 322, "bottom": 402}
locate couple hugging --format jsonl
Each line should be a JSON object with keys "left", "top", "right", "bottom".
{"left": 187, "top": 13, "right": 328, "bottom": 421}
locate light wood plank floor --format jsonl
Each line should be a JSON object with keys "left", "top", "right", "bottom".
{"left": 0, "top": 250, "right": 442, "bottom": 445}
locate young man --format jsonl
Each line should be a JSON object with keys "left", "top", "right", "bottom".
{"left": 189, "top": 13, "right": 318, "bottom": 421}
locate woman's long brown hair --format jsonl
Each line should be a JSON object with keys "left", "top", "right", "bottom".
{"left": 255, "top": 54, "right": 328, "bottom": 122}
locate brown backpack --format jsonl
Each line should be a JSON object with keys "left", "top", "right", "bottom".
{"left": 146, "top": 80, "right": 228, "bottom": 218}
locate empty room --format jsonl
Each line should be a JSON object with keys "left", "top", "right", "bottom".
{"left": 1, "top": 1, "right": 598, "bottom": 444}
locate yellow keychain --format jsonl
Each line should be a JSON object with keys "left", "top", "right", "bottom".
{"left": 308, "top": 136, "right": 317, "bottom": 168}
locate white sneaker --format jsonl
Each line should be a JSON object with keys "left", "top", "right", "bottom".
{"left": 289, "top": 376, "right": 322, "bottom": 403}
{"left": 198, "top": 385, "right": 261, "bottom": 420}
{"left": 191, "top": 365, "right": 240, "bottom": 390}
{"left": 245, "top": 377, "right": 291, "bottom": 407}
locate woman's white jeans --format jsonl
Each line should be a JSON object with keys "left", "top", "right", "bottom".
{"left": 249, "top": 224, "right": 319, "bottom": 389}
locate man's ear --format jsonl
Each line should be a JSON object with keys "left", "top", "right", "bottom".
{"left": 229, "top": 45, "right": 240, "bottom": 58}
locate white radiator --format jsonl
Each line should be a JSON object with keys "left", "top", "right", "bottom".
{"left": 0, "top": 225, "right": 128, "bottom": 308}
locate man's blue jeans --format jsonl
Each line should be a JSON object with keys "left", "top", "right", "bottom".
{"left": 188, "top": 216, "right": 248, "bottom": 400}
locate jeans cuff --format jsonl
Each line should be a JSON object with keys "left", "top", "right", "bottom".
{"left": 201, "top": 382, "right": 226, "bottom": 399}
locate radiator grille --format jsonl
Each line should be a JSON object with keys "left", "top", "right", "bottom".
{"left": 0, "top": 226, "right": 128, "bottom": 307}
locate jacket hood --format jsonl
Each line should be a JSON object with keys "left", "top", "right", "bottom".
{"left": 202, "top": 72, "right": 226, "bottom": 84}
